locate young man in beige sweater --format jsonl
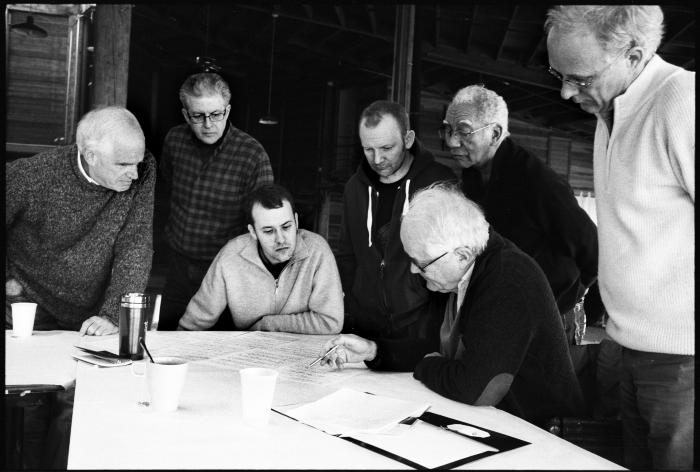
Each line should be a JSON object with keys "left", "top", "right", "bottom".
{"left": 178, "top": 184, "right": 343, "bottom": 334}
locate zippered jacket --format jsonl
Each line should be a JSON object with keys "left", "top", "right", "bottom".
{"left": 337, "top": 139, "right": 456, "bottom": 337}
{"left": 178, "top": 229, "right": 343, "bottom": 334}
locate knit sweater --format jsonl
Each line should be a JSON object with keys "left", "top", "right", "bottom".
{"left": 369, "top": 230, "right": 585, "bottom": 423}
{"left": 5, "top": 144, "right": 155, "bottom": 329}
{"left": 178, "top": 229, "right": 344, "bottom": 334}
{"left": 593, "top": 55, "right": 695, "bottom": 355}
{"left": 461, "top": 137, "right": 598, "bottom": 314}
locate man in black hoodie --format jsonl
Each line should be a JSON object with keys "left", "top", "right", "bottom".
{"left": 337, "top": 100, "right": 456, "bottom": 343}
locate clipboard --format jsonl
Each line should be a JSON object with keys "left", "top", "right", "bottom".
{"left": 273, "top": 408, "right": 530, "bottom": 469}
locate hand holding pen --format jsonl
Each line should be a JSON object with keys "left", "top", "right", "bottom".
{"left": 313, "top": 334, "right": 378, "bottom": 370}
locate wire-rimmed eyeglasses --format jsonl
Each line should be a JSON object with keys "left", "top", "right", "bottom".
{"left": 438, "top": 123, "right": 495, "bottom": 142}
{"left": 547, "top": 46, "right": 629, "bottom": 89}
{"left": 186, "top": 110, "right": 226, "bottom": 124}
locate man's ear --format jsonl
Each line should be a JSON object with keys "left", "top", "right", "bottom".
{"left": 247, "top": 224, "right": 258, "bottom": 240}
{"left": 454, "top": 246, "right": 474, "bottom": 264}
{"left": 294, "top": 212, "right": 299, "bottom": 228}
{"left": 404, "top": 129, "right": 416, "bottom": 149}
{"left": 491, "top": 124, "right": 503, "bottom": 145}
{"left": 83, "top": 148, "right": 97, "bottom": 167}
{"left": 626, "top": 44, "right": 645, "bottom": 71}
{"left": 181, "top": 108, "right": 190, "bottom": 123}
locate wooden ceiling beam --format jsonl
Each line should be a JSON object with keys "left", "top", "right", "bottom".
{"left": 366, "top": 5, "right": 377, "bottom": 34}
{"left": 334, "top": 6, "right": 346, "bottom": 28}
{"left": 423, "top": 44, "right": 560, "bottom": 91}
{"left": 465, "top": 5, "right": 477, "bottom": 53}
{"left": 236, "top": 4, "right": 391, "bottom": 42}
{"left": 496, "top": 5, "right": 518, "bottom": 61}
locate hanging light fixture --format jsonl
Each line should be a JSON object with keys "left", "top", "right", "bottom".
{"left": 259, "top": 12, "right": 279, "bottom": 125}
{"left": 11, "top": 15, "right": 48, "bottom": 38}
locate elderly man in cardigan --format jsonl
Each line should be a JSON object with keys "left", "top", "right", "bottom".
{"left": 178, "top": 184, "right": 343, "bottom": 334}
{"left": 320, "top": 182, "right": 584, "bottom": 425}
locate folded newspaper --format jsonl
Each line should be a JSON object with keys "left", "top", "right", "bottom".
{"left": 284, "top": 387, "right": 430, "bottom": 436}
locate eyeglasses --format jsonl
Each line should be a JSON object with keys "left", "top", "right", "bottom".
{"left": 186, "top": 110, "right": 226, "bottom": 124}
{"left": 548, "top": 47, "right": 629, "bottom": 89}
{"left": 439, "top": 123, "right": 495, "bottom": 142}
{"left": 411, "top": 251, "right": 448, "bottom": 273}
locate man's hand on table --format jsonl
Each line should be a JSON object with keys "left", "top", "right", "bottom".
{"left": 320, "top": 334, "right": 378, "bottom": 369}
{"left": 6, "top": 278, "right": 23, "bottom": 296}
{"left": 79, "top": 316, "right": 118, "bottom": 336}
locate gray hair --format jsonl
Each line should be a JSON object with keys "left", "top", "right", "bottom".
{"left": 75, "top": 106, "right": 144, "bottom": 155}
{"left": 179, "top": 72, "right": 231, "bottom": 108}
{"left": 544, "top": 5, "right": 664, "bottom": 55}
{"left": 450, "top": 85, "right": 509, "bottom": 143}
{"left": 400, "top": 181, "right": 489, "bottom": 257}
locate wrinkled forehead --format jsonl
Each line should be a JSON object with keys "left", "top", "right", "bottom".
{"left": 444, "top": 101, "right": 479, "bottom": 127}
{"left": 100, "top": 135, "right": 145, "bottom": 162}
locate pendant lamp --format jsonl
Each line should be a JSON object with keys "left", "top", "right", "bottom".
{"left": 259, "top": 13, "right": 279, "bottom": 125}
{"left": 11, "top": 15, "right": 48, "bottom": 38}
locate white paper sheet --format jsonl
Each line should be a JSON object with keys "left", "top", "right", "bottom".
{"left": 285, "top": 387, "right": 430, "bottom": 436}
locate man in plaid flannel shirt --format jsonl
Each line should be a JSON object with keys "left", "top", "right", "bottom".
{"left": 159, "top": 72, "right": 274, "bottom": 329}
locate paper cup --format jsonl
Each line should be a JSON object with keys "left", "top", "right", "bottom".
{"left": 240, "top": 368, "right": 278, "bottom": 427}
{"left": 147, "top": 357, "right": 188, "bottom": 412}
{"left": 11, "top": 302, "right": 37, "bottom": 338}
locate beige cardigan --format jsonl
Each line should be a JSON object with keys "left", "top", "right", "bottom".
{"left": 179, "top": 229, "right": 344, "bottom": 334}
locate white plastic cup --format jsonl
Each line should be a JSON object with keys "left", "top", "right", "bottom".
{"left": 11, "top": 302, "right": 37, "bottom": 337}
{"left": 132, "top": 357, "right": 188, "bottom": 412}
{"left": 239, "top": 368, "right": 278, "bottom": 427}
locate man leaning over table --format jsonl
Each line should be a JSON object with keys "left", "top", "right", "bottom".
{"left": 6, "top": 106, "right": 155, "bottom": 335}
{"left": 546, "top": 6, "right": 694, "bottom": 469}
{"left": 178, "top": 183, "right": 343, "bottom": 334}
{"left": 4, "top": 106, "right": 155, "bottom": 469}
{"left": 321, "top": 182, "right": 585, "bottom": 425}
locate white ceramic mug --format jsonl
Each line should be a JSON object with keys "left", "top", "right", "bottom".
{"left": 132, "top": 356, "right": 188, "bottom": 412}
{"left": 239, "top": 367, "right": 278, "bottom": 427}
{"left": 11, "top": 302, "right": 37, "bottom": 338}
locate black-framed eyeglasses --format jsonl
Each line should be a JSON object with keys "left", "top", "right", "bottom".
{"left": 186, "top": 110, "right": 226, "bottom": 124}
{"left": 412, "top": 251, "right": 448, "bottom": 273}
{"left": 438, "top": 123, "right": 495, "bottom": 142}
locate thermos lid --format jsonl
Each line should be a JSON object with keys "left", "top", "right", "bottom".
{"left": 120, "top": 292, "right": 150, "bottom": 306}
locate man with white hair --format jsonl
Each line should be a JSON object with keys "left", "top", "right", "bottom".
{"left": 546, "top": 6, "right": 694, "bottom": 469}
{"left": 321, "top": 182, "right": 585, "bottom": 424}
{"left": 442, "top": 85, "right": 598, "bottom": 336}
{"left": 6, "top": 106, "right": 156, "bottom": 335}
{"left": 5, "top": 105, "right": 155, "bottom": 468}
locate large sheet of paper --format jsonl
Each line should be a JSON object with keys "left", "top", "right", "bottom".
{"left": 284, "top": 387, "right": 430, "bottom": 436}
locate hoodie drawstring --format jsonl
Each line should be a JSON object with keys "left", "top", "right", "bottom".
{"left": 402, "top": 179, "right": 411, "bottom": 216}
{"left": 366, "top": 186, "right": 374, "bottom": 247}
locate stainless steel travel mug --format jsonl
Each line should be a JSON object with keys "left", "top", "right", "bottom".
{"left": 118, "top": 293, "right": 151, "bottom": 360}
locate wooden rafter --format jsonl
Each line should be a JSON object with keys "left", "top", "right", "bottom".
{"left": 496, "top": 5, "right": 518, "bottom": 61}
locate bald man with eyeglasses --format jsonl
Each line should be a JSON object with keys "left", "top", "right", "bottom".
{"left": 159, "top": 72, "right": 274, "bottom": 330}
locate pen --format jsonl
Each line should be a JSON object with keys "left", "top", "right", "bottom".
{"left": 309, "top": 345, "right": 339, "bottom": 367}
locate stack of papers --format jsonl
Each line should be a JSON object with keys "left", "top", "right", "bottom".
{"left": 285, "top": 388, "right": 430, "bottom": 436}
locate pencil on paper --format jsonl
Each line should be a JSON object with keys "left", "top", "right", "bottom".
{"left": 309, "top": 345, "right": 339, "bottom": 367}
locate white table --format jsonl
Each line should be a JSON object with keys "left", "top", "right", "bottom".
{"left": 64, "top": 331, "right": 624, "bottom": 470}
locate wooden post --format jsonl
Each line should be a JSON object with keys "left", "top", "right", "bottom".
{"left": 92, "top": 4, "right": 132, "bottom": 107}
{"left": 390, "top": 5, "right": 415, "bottom": 109}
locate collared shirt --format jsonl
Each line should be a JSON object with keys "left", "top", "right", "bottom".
{"left": 160, "top": 122, "right": 274, "bottom": 262}
{"left": 77, "top": 150, "right": 99, "bottom": 186}
{"left": 439, "top": 261, "right": 475, "bottom": 359}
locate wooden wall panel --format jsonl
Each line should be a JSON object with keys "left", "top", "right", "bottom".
{"left": 6, "top": 11, "right": 69, "bottom": 146}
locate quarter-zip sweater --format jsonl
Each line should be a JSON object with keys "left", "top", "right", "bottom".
{"left": 178, "top": 229, "right": 344, "bottom": 334}
{"left": 593, "top": 55, "right": 694, "bottom": 355}
{"left": 337, "top": 139, "right": 457, "bottom": 337}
